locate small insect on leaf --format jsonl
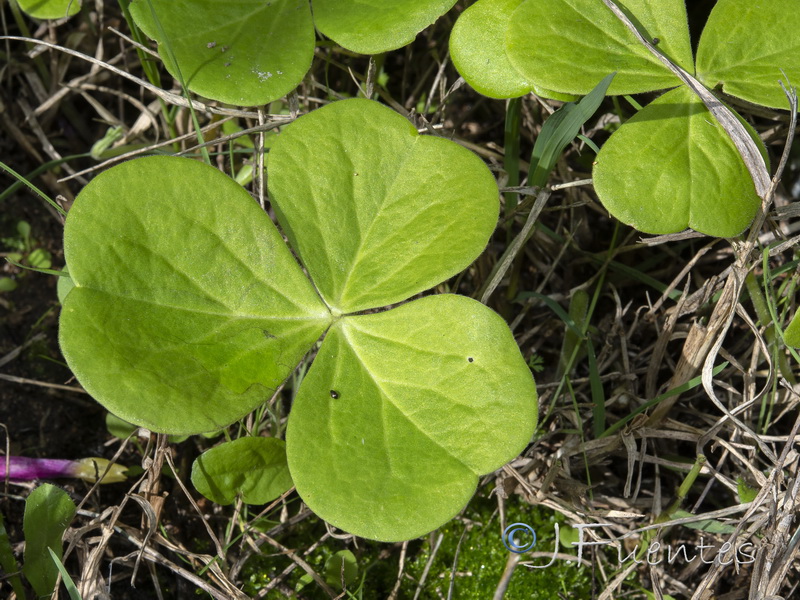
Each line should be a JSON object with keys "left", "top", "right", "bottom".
{"left": 330, "top": 390, "right": 339, "bottom": 399}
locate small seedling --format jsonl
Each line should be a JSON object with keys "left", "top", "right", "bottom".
{"left": 23, "top": 484, "right": 76, "bottom": 598}
{"left": 191, "top": 437, "right": 292, "bottom": 506}
{"left": 1, "top": 221, "right": 53, "bottom": 293}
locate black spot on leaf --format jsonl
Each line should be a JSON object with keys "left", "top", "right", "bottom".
{"left": 330, "top": 390, "right": 339, "bottom": 399}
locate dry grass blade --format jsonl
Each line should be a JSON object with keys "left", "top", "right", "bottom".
{"left": 478, "top": 188, "right": 550, "bottom": 303}
{"left": 0, "top": 36, "right": 261, "bottom": 118}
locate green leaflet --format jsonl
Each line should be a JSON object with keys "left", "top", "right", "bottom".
{"left": 505, "top": 0, "right": 691, "bottom": 96}
{"left": 314, "top": 0, "right": 457, "bottom": 55}
{"left": 784, "top": 309, "right": 800, "bottom": 348}
{"left": 696, "top": 0, "right": 800, "bottom": 109}
{"left": 268, "top": 98, "right": 499, "bottom": 314}
{"left": 593, "top": 86, "right": 762, "bottom": 237}
{"left": 192, "top": 437, "right": 293, "bottom": 505}
{"left": 287, "top": 295, "right": 537, "bottom": 541}
{"left": 60, "top": 156, "right": 330, "bottom": 434}
{"left": 129, "top": 0, "right": 315, "bottom": 106}
{"left": 128, "top": 0, "right": 458, "bottom": 105}
{"left": 450, "top": 0, "right": 792, "bottom": 235}
{"left": 17, "top": 0, "right": 81, "bottom": 19}
{"left": 324, "top": 550, "right": 358, "bottom": 589}
{"left": 56, "top": 269, "right": 74, "bottom": 304}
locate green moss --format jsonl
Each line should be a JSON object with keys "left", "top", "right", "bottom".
{"left": 242, "top": 487, "right": 592, "bottom": 598}
{"left": 394, "top": 489, "right": 591, "bottom": 599}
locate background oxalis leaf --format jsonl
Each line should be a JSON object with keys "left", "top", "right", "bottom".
{"left": 129, "top": 0, "right": 316, "bottom": 107}
{"left": 505, "top": 0, "right": 693, "bottom": 96}
{"left": 449, "top": 0, "right": 531, "bottom": 99}
{"left": 593, "top": 86, "right": 761, "bottom": 236}
{"left": 191, "top": 437, "right": 293, "bottom": 505}
{"left": 696, "top": 0, "right": 800, "bottom": 110}
{"left": 453, "top": 0, "right": 795, "bottom": 237}
{"left": 129, "top": 0, "right": 458, "bottom": 106}
{"left": 59, "top": 98, "right": 537, "bottom": 541}
{"left": 313, "top": 0, "right": 457, "bottom": 55}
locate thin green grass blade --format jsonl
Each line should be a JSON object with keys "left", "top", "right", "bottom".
{"left": 118, "top": 0, "right": 162, "bottom": 88}
{"left": 5, "top": 257, "right": 70, "bottom": 277}
{"left": 566, "top": 378, "right": 592, "bottom": 492}
{"left": 576, "top": 134, "right": 600, "bottom": 154}
{"left": 516, "top": 291, "right": 582, "bottom": 336}
{"left": 601, "top": 363, "right": 728, "bottom": 438}
{"left": 582, "top": 224, "right": 618, "bottom": 438}
{"left": 504, "top": 98, "right": 522, "bottom": 240}
{"left": 624, "top": 94, "right": 643, "bottom": 110}
{"left": 0, "top": 160, "right": 66, "bottom": 217}
{"left": 529, "top": 72, "right": 614, "bottom": 187}
{"left": 586, "top": 338, "right": 605, "bottom": 438}
{"left": 555, "top": 290, "right": 589, "bottom": 379}
{"left": 0, "top": 154, "right": 89, "bottom": 204}
{"left": 142, "top": 0, "right": 211, "bottom": 165}
{"left": 47, "top": 547, "right": 82, "bottom": 600}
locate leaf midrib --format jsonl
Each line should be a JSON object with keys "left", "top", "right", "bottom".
{"left": 334, "top": 134, "right": 421, "bottom": 309}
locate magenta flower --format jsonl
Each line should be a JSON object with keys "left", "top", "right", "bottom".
{"left": 0, "top": 456, "right": 127, "bottom": 484}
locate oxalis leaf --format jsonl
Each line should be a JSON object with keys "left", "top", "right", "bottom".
{"left": 449, "top": 0, "right": 531, "bottom": 99}
{"left": 192, "top": 437, "right": 292, "bottom": 505}
{"left": 783, "top": 310, "right": 800, "bottom": 348}
{"left": 23, "top": 484, "right": 76, "bottom": 598}
{"left": 453, "top": 0, "right": 789, "bottom": 237}
{"left": 17, "top": 0, "right": 81, "bottom": 20}
{"left": 314, "top": 0, "right": 457, "bottom": 55}
{"left": 271, "top": 100, "right": 535, "bottom": 541}
{"left": 593, "top": 86, "right": 763, "bottom": 237}
{"left": 59, "top": 98, "right": 537, "bottom": 541}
